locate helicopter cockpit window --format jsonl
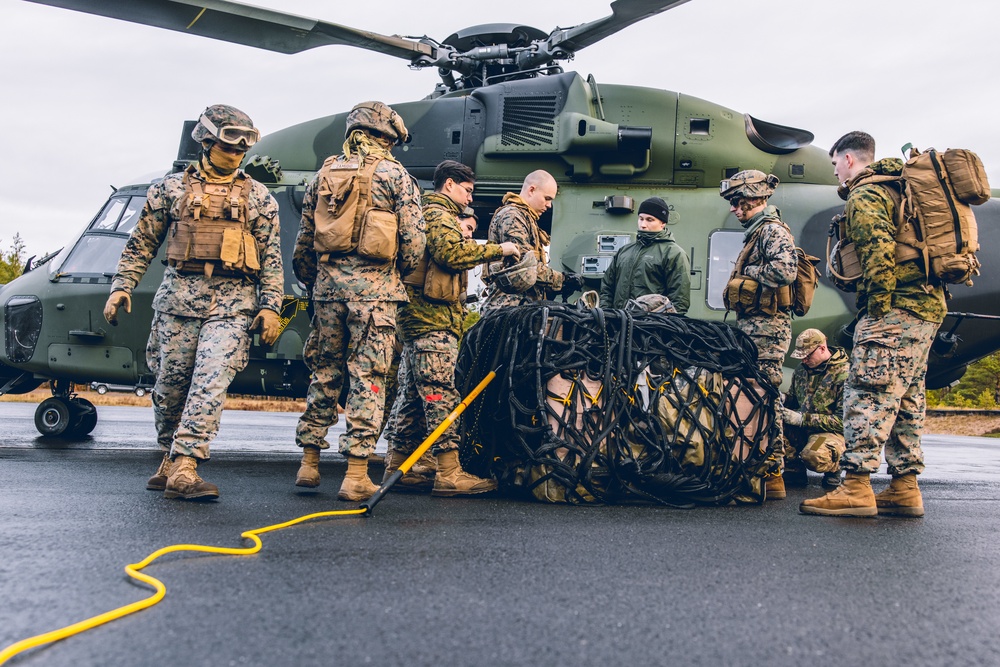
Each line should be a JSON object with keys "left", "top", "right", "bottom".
{"left": 56, "top": 234, "right": 128, "bottom": 277}
{"left": 116, "top": 196, "right": 145, "bottom": 234}
{"left": 706, "top": 230, "right": 745, "bottom": 310}
{"left": 90, "top": 197, "right": 126, "bottom": 231}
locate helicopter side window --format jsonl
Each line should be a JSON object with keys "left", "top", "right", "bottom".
{"left": 90, "top": 197, "right": 126, "bottom": 231}
{"left": 706, "top": 230, "right": 745, "bottom": 310}
{"left": 116, "top": 196, "right": 145, "bottom": 234}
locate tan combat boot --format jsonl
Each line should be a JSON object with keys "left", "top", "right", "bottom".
{"left": 146, "top": 453, "right": 173, "bottom": 491}
{"left": 338, "top": 455, "right": 379, "bottom": 502}
{"left": 799, "top": 472, "right": 876, "bottom": 517}
{"left": 163, "top": 455, "right": 219, "bottom": 500}
{"left": 765, "top": 473, "right": 786, "bottom": 500}
{"left": 875, "top": 473, "right": 925, "bottom": 517}
{"left": 432, "top": 450, "right": 497, "bottom": 497}
{"left": 295, "top": 446, "right": 322, "bottom": 488}
{"left": 381, "top": 449, "right": 435, "bottom": 492}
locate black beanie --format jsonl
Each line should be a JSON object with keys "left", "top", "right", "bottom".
{"left": 638, "top": 197, "right": 669, "bottom": 224}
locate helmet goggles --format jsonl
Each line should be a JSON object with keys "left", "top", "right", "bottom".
{"left": 199, "top": 114, "right": 260, "bottom": 149}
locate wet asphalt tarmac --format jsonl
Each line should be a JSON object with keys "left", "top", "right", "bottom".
{"left": 1, "top": 402, "right": 999, "bottom": 666}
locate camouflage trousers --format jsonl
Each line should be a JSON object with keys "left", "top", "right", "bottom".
{"left": 842, "top": 309, "right": 938, "bottom": 475}
{"left": 737, "top": 312, "right": 791, "bottom": 475}
{"left": 296, "top": 300, "right": 397, "bottom": 458}
{"left": 146, "top": 310, "right": 251, "bottom": 460}
{"left": 384, "top": 330, "right": 461, "bottom": 456}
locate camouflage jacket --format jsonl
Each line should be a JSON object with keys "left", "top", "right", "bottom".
{"left": 599, "top": 228, "right": 691, "bottom": 313}
{"left": 784, "top": 347, "right": 849, "bottom": 434}
{"left": 483, "top": 193, "right": 564, "bottom": 310}
{"left": 293, "top": 155, "right": 424, "bottom": 302}
{"left": 735, "top": 205, "right": 797, "bottom": 290}
{"left": 111, "top": 164, "right": 283, "bottom": 317}
{"left": 842, "top": 158, "right": 947, "bottom": 323}
{"left": 398, "top": 193, "right": 504, "bottom": 340}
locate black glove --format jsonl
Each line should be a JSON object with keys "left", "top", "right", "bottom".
{"left": 561, "top": 272, "right": 585, "bottom": 296}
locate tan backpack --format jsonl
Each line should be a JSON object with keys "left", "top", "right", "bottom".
{"left": 313, "top": 154, "right": 398, "bottom": 262}
{"left": 829, "top": 147, "right": 991, "bottom": 290}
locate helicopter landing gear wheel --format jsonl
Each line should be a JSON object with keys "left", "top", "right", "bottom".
{"left": 67, "top": 397, "right": 98, "bottom": 437}
{"left": 133, "top": 387, "right": 146, "bottom": 397}
{"left": 34, "top": 397, "right": 71, "bottom": 437}
{"left": 96, "top": 384, "right": 108, "bottom": 395}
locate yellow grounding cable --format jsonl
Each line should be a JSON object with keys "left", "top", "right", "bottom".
{"left": 0, "top": 370, "right": 496, "bottom": 665}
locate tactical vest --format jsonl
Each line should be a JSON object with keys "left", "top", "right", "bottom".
{"left": 166, "top": 170, "right": 260, "bottom": 278}
{"left": 403, "top": 202, "right": 465, "bottom": 304}
{"left": 313, "top": 154, "right": 398, "bottom": 263}
{"left": 724, "top": 219, "right": 795, "bottom": 316}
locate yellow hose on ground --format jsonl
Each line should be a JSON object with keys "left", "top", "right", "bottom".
{"left": 0, "top": 369, "right": 497, "bottom": 665}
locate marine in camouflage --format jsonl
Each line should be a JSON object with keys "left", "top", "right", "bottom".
{"left": 837, "top": 158, "right": 946, "bottom": 477}
{"left": 397, "top": 192, "right": 503, "bottom": 341}
{"left": 481, "top": 193, "right": 564, "bottom": 313}
{"left": 732, "top": 205, "right": 797, "bottom": 387}
{"left": 387, "top": 192, "right": 506, "bottom": 457}
{"left": 784, "top": 347, "right": 849, "bottom": 472}
{"left": 294, "top": 136, "right": 423, "bottom": 458}
{"left": 112, "top": 162, "right": 282, "bottom": 461}
{"left": 842, "top": 158, "right": 947, "bottom": 323}
{"left": 842, "top": 310, "right": 937, "bottom": 475}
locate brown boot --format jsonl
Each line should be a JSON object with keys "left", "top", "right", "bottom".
{"left": 432, "top": 450, "right": 497, "bottom": 497}
{"left": 163, "top": 455, "right": 219, "bottom": 500}
{"left": 799, "top": 472, "right": 876, "bottom": 517}
{"left": 338, "top": 455, "right": 378, "bottom": 501}
{"left": 381, "top": 450, "right": 435, "bottom": 492}
{"left": 765, "top": 474, "right": 786, "bottom": 500}
{"left": 146, "top": 453, "right": 173, "bottom": 491}
{"left": 295, "top": 446, "right": 321, "bottom": 488}
{"left": 875, "top": 473, "right": 925, "bottom": 517}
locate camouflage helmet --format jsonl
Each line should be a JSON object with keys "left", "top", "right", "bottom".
{"left": 719, "top": 170, "right": 779, "bottom": 201}
{"left": 191, "top": 104, "right": 259, "bottom": 149}
{"left": 345, "top": 101, "right": 408, "bottom": 144}
{"left": 489, "top": 252, "right": 538, "bottom": 294}
{"left": 631, "top": 293, "right": 677, "bottom": 314}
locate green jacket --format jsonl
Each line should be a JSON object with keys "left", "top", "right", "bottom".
{"left": 598, "top": 229, "right": 691, "bottom": 313}
{"left": 843, "top": 158, "right": 947, "bottom": 323}
{"left": 784, "top": 347, "right": 849, "bottom": 435}
{"left": 397, "top": 193, "right": 503, "bottom": 340}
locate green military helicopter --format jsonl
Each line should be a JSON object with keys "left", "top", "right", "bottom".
{"left": 2, "top": 0, "right": 998, "bottom": 437}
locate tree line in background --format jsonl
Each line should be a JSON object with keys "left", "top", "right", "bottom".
{"left": 0, "top": 234, "right": 25, "bottom": 284}
{"left": 929, "top": 352, "right": 1000, "bottom": 409}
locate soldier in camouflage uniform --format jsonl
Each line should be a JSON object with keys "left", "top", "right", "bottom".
{"left": 720, "top": 170, "right": 797, "bottom": 500}
{"left": 480, "top": 170, "right": 584, "bottom": 314}
{"left": 104, "top": 104, "right": 283, "bottom": 501}
{"left": 781, "top": 329, "right": 849, "bottom": 490}
{"left": 292, "top": 101, "right": 425, "bottom": 502}
{"left": 383, "top": 160, "right": 520, "bottom": 496}
{"left": 802, "top": 131, "right": 945, "bottom": 518}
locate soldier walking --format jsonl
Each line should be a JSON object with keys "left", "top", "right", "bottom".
{"left": 720, "top": 170, "right": 797, "bottom": 500}
{"left": 291, "top": 101, "right": 424, "bottom": 502}
{"left": 383, "top": 160, "right": 519, "bottom": 496}
{"left": 801, "top": 131, "right": 945, "bottom": 517}
{"left": 104, "top": 104, "right": 283, "bottom": 500}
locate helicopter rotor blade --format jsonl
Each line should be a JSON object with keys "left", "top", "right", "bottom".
{"left": 25, "top": 0, "right": 434, "bottom": 61}
{"left": 555, "top": 0, "right": 693, "bottom": 51}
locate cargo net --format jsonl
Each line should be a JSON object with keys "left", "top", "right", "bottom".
{"left": 457, "top": 303, "right": 779, "bottom": 507}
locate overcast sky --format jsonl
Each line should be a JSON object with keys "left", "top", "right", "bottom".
{"left": 1, "top": 0, "right": 997, "bottom": 258}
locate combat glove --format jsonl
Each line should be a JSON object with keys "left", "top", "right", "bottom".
{"left": 252, "top": 308, "right": 282, "bottom": 345}
{"left": 780, "top": 406, "right": 803, "bottom": 426}
{"left": 561, "top": 272, "right": 586, "bottom": 297}
{"left": 103, "top": 290, "right": 131, "bottom": 326}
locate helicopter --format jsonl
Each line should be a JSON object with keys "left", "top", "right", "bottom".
{"left": 1, "top": 0, "right": 998, "bottom": 438}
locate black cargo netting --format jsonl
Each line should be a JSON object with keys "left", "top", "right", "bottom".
{"left": 457, "top": 303, "right": 780, "bottom": 507}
